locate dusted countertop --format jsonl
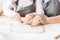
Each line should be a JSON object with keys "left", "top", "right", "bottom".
{"left": 0, "top": 16, "right": 60, "bottom": 40}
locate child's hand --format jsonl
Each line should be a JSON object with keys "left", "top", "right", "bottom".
{"left": 12, "top": 13, "right": 21, "bottom": 23}
{"left": 23, "top": 13, "right": 35, "bottom": 24}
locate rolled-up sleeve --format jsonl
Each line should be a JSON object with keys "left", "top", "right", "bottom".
{"left": 36, "top": 0, "right": 44, "bottom": 17}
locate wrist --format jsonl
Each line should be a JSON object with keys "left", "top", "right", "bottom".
{"left": 46, "top": 18, "right": 51, "bottom": 24}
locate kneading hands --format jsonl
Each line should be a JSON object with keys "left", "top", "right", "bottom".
{"left": 0, "top": 9, "right": 46, "bottom": 26}
{"left": 23, "top": 13, "right": 46, "bottom": 26}
{"left": 12, "top": 12, "right": 46, "bottom": 26}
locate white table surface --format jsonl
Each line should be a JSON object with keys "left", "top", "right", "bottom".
{"left": 0, "top": 16, "right": 60, "bottom": 40}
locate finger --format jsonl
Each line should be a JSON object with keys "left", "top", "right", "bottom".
{"left": 31, "top": 18, "right": 41, "bottom": 26}
{"left": 28, "top": 19, "right": 33, "bottom": 25}
{"left": 12, "top": 13, "right": 21, "bottom": 23}
{"left": 31, "top": 16, "right": 42, "bottom": 26}
{"left": 34, "top": 19, "right": 41, "bottom": 26}
{"left": 28, "top": 13, "right": 36, "bottom": 25}
{"left": 23, "top": 14, "right": 35, "bottom": 24}
{"left": 23, "top": 15, "right": 33, "bottom": 24}
{"left": 32, "top": 16, "right": 41, "bottom": 23}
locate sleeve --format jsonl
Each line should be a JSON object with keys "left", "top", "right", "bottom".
{"left": 36, "top": 0, "right": 44, "bottom": 17}
{"left": 3, "top": 0, "right": 16, "bottom": 17}
{"left": 3, "top": 0, "right": 13, "bottom": 10}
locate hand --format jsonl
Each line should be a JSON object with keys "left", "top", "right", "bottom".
{"left": 30, "top": 15, "right": 46, "bottom": 26}
{"left": 12, "top": 13, "right": 21, "bottom": 23}
{"left": 54, "top": 35, "right": 60, "bottom": 40}
{"left": 0, "top": 9, "right": 3, "bottom": 16}
{"left": 23, "top": 13, "right": 35, "bottom": 24}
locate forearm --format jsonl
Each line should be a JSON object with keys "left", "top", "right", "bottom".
{"left": 46, "top": 15, "right": 60, "bottom": 24}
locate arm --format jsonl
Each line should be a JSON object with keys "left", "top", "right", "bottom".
{"left": 3, "top": 0, "right": 21, "bottom": 23}
{"left": 23, "top": 0, "right": 45, "bottom": 26}
{"left": 36, "top": 0, "right": 44, "bottom": 17}
{"left": 46, "top": 15, "right": 60, "bottom": 24}
{"left": 36, "top": 0, "right": 60, "bottom": 24}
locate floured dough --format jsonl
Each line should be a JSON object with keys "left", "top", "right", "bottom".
{"left": 11, "top": 23, "right": 45, "bottom": 33}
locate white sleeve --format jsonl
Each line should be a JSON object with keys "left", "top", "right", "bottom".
{"left": 3, "top": 9, "right": 16, "bottom": 17}
{"left": 3, "top": 0, "right": 11, "bottom": 10}
{"left": 3, "top": 0, "right": 16, "bottom": 17}
{"left": 36, "top": 0, "right": 44, "bottom": 17}
{"left": 3, "top": 0, "right": 15, "bottom": 10}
